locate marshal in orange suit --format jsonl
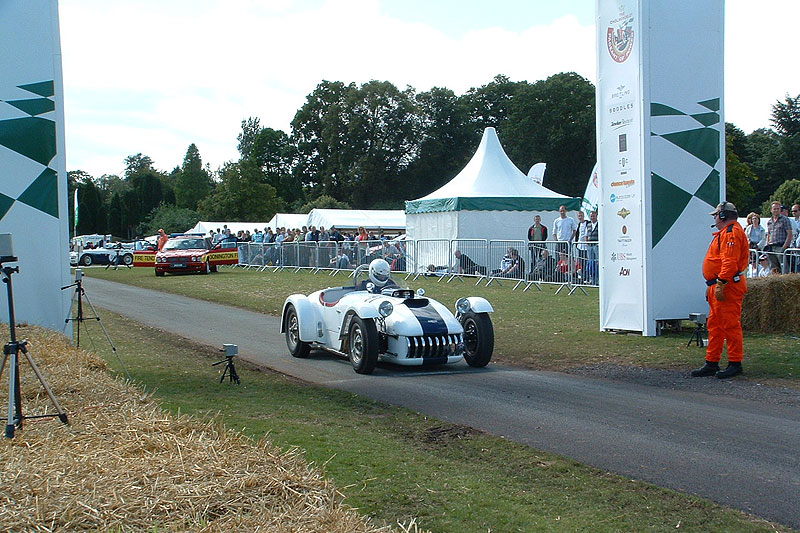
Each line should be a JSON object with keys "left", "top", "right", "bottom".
{"left": 691, "top": 202, "right": 750, "bottom": 379}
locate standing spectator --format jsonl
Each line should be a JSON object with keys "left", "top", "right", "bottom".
{"left": 765, "top": 201, "right": 793, "bottom": 273}
{"left": 744, "top": 213, "right": 766, "bottom": 250}
{"left": 212, "top": 228, "right": 222, "bottom": 244}
{"left": 552, "top": 205, "right": 577, "bottom": 245}
{"left": 157, "top": 228, "right": 169, "bottom": 251}
{"left": 527, "top": 214, "right": 548, "bottom": 270}
{"left": 575, "top": 211, "right": 589, "bottom": 271}
{"left": 357, "top": 226, "right": 369, "bottom": 241}
{"left": 552, "top": 205, "right": 577, "bottom": 279}
{"left": 585, "top": 210, "right": 599, "bottom": 284}
{"left": 691, "top": 202, "right": 749, "bottom": 379}
{"left": 791, "top": 204, "right": 800, "bottom": 234}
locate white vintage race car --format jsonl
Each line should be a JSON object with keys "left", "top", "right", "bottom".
{"left": 281, "top": 259, "right": 495, "bottom": 374}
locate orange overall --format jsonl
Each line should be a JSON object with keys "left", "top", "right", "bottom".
{"left": 702, "top": 221, "right": 749, "bottom": 363}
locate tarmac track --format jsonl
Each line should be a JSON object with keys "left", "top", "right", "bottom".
{"left": 82, "top": 276, "right": 800, "bottom": 528}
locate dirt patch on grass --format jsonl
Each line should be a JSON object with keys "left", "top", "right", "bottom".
{"left": 414, "top": 424, "right": 482, "bottom": 447}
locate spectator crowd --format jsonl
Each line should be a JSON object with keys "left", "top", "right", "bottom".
{"left": 228, "top": 201, "right": 800, "bottom": 283}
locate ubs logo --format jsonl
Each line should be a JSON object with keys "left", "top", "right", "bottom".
{"left": 619, "top": 266, "right": 630, "bottom": 276}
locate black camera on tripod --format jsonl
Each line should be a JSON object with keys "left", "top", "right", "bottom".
{"left": 212, "top": 343, "right": 240, "bottom": 384}
{"left": 0, "top": 234, "right": 68, "bottom": 438}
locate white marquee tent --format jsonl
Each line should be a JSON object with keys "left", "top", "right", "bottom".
{"left": 186, "top": 221, "right": 273, "bottom": 236}
{"left": 306, "top": 208, "right": 405, "bottom": 233}
{"left": 405, "top": 127, "right": 581, "bottom": 243}
{"left": 266, "top": 213, "right": 308, "bottom": 230}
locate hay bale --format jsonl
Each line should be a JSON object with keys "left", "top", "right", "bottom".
{"left": 742, "top": 274, "right": 800, "bottom": 334}
{"left": 0, "top": 326, "right": 398, "bottom": 532}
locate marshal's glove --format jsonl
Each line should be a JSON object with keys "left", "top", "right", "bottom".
{"left": 715, "top": 281, "right": 725, "bottom": 301}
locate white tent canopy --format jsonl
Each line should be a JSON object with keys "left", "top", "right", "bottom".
{"left": 405, "top": 127, "right": 581, "bottom": 243}
{"left": 267, "top": 213, "right": 308, "bottom": 230}
{"left": 186, "top": 221, "right": 273, "bottom": 236}
{"left": 306, "top": 209, "right": 405, "bottom": 233}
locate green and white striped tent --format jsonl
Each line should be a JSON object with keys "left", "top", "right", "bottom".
{"left": 405, "top": 127, "right": 580, "bottom": 243}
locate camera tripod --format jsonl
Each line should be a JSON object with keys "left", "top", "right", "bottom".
{"left": 212, "top": 354, "right": 240, "bottom": 384}
{"left": 1, "top": 262, "right": 68, "bottom": 438}
{"left": 688, "top": 322, "right": 706, "bottom": 347}
{"left": 62, "top": 271, "right": 131, "bottom": 381}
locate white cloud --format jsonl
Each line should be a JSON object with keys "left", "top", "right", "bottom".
{"left": 58, "top": 0, "right": 799, "bottom": 177}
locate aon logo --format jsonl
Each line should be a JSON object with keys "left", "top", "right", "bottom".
{"left": 619, "top": 267, "right": 630, "bottom": 276}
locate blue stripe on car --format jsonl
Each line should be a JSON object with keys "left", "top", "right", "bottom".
{"left": 407, "top": 304, "right": 449, "bottom": 335}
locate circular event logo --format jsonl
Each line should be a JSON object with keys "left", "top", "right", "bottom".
{"left": 610, "top": 193, "right": 617, "bottom": 203}
{"left": 607, "top": 19, "right": 634, "bottom": 63}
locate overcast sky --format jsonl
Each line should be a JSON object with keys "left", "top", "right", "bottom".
{"left": 59, "top": 0, "right": 800, "bottom": 178}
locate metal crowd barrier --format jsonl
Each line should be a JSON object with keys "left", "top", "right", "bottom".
{"left": 744, "top": 246, "right": 800, "bottom": 277}
{"left": 232, "top": 238, "right": 601, "bottom": 294}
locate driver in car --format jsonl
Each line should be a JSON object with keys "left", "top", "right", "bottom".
{"left": 359, "top": 258, "right": 397, "bottom": 293}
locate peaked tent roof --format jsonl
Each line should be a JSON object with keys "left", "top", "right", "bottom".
{"left": 405, "top": 127, "right": 579, "bottom": 214}
{"left": 306, "top": 209, "right": 405, "bottom": 231}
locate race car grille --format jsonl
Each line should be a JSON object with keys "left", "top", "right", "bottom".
{"left": 167, "top": 256, "right": 190, "bottom": 263}
{"left": 405, "top": 334, "right": 462, "bottom": 359}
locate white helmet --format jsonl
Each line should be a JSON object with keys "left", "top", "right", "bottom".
{"left": 368, "top": 258, "right": 391, "bottom": 287}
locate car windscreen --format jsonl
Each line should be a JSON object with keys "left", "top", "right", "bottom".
{"left": 163, "top": 238, "right": 206, "bottom": 251}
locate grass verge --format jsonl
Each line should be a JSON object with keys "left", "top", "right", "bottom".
{"left": 84, "top": 267, "right": 799, "bottom": 382}
{"left": 71, "top": 308, "right": 791, "bottom": 532}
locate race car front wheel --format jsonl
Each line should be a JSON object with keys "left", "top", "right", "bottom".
{"left": 80, "top": 254, "right": 92, "bottom": 266}
{"left": 122, "top": 253, "right": 133, "bottom": 266}
{"left": 348, "top": 316, "right": 378, "bottom": 374}
{"left": 203, "top": 260, "right": 211, "bottom": 274}
{"left": 460, "top": 311, "right": 494, "bottom": 368}
{"left": 285, "top": 304, "right": 310, "bottom": 358}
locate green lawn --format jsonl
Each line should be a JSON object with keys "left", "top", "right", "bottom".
{"left": 84, "top": 266, "right": 799, "bottom": 383}
{"left": 76, "top": 309, "right": 791, "bottom": 532}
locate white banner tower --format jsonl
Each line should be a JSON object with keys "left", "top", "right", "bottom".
{"left": 0, "top": 0, "right": 72, "bottom": 333}
{"left": 596, "top": 0, "right": 725, "bottom": 336}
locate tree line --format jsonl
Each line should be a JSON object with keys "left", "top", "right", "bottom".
{"left": 70, "top": 72, "right": 800, "bottom": 238}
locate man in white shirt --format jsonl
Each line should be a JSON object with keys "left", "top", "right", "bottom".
{"left": 553, "top": 205, "right": 577, "bottom": 251}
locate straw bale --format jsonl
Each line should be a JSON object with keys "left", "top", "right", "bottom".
{"left": 0, "top": 326, "right": 397, "bottom": 532}
{"left": 741, "top": 274, "right": 800, "bottom": 334}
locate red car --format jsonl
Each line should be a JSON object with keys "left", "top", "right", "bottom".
{"left": 151, "top": 236, "right": 238, "bottom": 276}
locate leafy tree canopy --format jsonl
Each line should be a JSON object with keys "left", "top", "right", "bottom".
{"left": 197, "top": 160, "right": 285, "bottom": 221}
{"left": 139, "top": 204, "right": 201, "bottom": 236}
{"left": 298, "top": 194, "right": 350, "bottom": 213}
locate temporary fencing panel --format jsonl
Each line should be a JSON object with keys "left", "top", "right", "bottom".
{"left": 414, "top": 240, "right": 451, "bottom": 275}
{"left": 487, "top": 240, "right": 527, "bottom": 280}
{"left": 451, "top": 239, "right": 489, "bottom": 277}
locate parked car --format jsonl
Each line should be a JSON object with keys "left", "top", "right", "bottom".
{"left": 152, "top": 235, "right": 238, "bottom": 276}
{"left": 281, "top": 259, "right": 495, "bottom": 374}
{"left": 70, "top": 243, "right": 134, "bottom": 267}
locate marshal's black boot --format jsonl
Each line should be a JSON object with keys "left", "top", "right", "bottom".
{"left": 715, "top": 362, "right": 743, "bottom": 379}
{"left": 690, "top": 361, "right": 720, "bottom": 377}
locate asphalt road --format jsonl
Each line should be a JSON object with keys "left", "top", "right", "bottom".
{"left": 82, "top": 276, "right": 800, "bottom": 528}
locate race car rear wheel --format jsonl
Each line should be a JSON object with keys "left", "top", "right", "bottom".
{"left": 348, "top": 316, "right": 378, "bottom": 374}
{"left": 461, "top": 311, "right": 494, "bottom": 368}
{"left": 285, "top": 304, "right": 310, "bottom": 358}
{"left": 122, "top": 253, "right": 133, "bottom": 266}
{"left": 80, "top": 254, "right": 92, "bottom": 266}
